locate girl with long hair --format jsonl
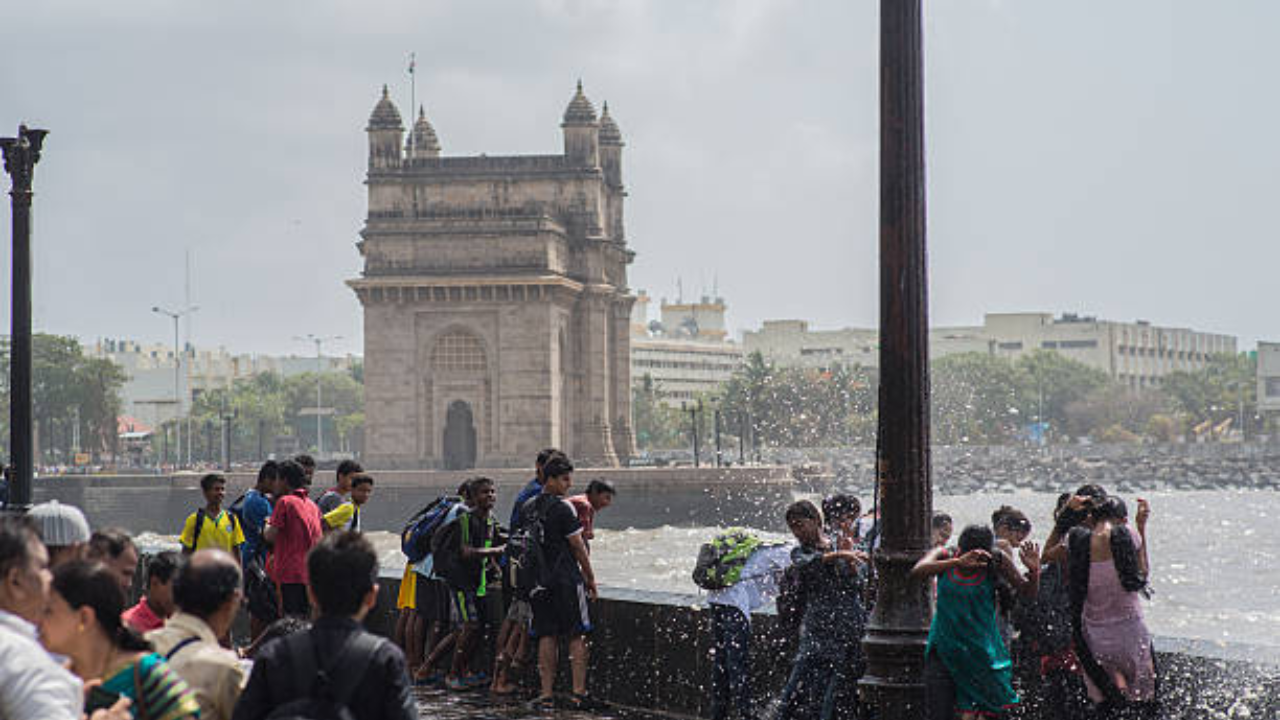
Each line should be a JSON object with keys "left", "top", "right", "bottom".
{"left": 912, "top": 525, "right": 1041, "bottom": 719}
{"left": 40, "top": 560, "right": 200, "bottom": 720}
{"left": 1053, "top": 496, "right": 1156, "bottom": 716}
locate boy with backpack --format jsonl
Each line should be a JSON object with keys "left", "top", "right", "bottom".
{"left": 406, "top": 481, "right": 474, "bottom": 685}
{"left": 232, "top": 531, "right": 417, "bottom": 720}
{"left": 180, "top": 473, "right": 245, "bottom": 560}
{"left": 696, "top": 528, "right": 793, "bottom": 720}
{"left": 490, "top": 449, "right": 563, "bottom": 695}
{"left": 516, "top": 455, "right": 598, "bottom": 709}
{"left": 432, "top": 477, "right": 506, "bottom": 690}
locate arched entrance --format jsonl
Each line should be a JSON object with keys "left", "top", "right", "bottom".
{"left": 442, "top": 400, "right": 477, "bottom": 470}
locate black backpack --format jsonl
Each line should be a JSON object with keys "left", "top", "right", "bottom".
{"left": 264, "top": 630, "right": 381, "bottom": 720}
{"left": 506, "top": 496, "right": 552, "bottom": 601}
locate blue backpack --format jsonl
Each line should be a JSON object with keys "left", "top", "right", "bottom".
{"left": 401, "top": 496, "right": 461, "bottom": 563}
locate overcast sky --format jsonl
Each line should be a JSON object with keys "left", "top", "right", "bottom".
{"left": 2, "top": 0, "right": 1276, "bottom": 357}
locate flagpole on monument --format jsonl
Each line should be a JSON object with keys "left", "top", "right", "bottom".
{"left": 408, "top": 52, "right": 417, "bottom": 158}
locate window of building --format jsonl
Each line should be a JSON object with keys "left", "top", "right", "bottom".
{"left": 998, "top": 342, "right": 1023, "bottom": 351}
{"left": 1058, "top": 340, "right": 1098, "bottom": 349}
{"left": 1041, "top": 341, "right": 1059, "bottom": 349}
{"left": 1267, "top": 378, "right": 1280, "bottom": 398}
{"left": 432, "top": 330, "right": 487, "bottom": 373}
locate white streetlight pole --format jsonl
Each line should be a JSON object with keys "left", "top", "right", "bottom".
{"left": 295, "top": 334, "right": 341, "bottom": 458}
{"left": 152, "top": 304, "right": 198, "bottom": 467}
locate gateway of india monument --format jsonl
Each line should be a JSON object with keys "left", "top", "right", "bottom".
{"left": 349, "top": 83, "right": 636, "bottom": 470}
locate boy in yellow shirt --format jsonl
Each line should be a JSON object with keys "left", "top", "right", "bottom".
{"left": 180, "top": 473, "right": 245, "bottom": 560}
{"left": 323, "top": 474, "right": 374, "bottom": 533}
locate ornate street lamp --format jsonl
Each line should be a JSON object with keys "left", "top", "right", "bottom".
{"left": 1, "top": 125, "right": 49, "bottom": 514}
{"left": 860, "top": 1, "right": 933, "bottom": 717}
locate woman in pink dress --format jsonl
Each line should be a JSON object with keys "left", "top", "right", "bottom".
{"left": 1062, "top": 495, "right": 1156, "bottom": 717}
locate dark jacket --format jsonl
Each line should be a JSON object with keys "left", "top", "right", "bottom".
{"left": 231, "top": 616, "right": 416, "bottom": 720}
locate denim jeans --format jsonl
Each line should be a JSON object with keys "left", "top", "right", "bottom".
{"left": 710, "top": 604, "right": 752, "bottom": 720}
{"left": 777, "top": 654, "right": 841, "bottom": 720}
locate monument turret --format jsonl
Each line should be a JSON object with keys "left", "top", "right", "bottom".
{"left": 366, "top": 85, "right": 403, "bottom": 170}
{"left": 405, "top": 105, "right": 441, "bottom": 160}
{"left": 598, "top": 101, "right": 624, "bottom": 189}
{"left": 561, "top": 80, "right": 600, "bottom": 168}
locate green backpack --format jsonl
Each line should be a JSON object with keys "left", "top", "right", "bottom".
{"left": 692, "top": 528, "right": 772, "bottom": 590}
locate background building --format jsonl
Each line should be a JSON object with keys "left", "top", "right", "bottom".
{"left": 630, "top": 292, "right": 743, "bottom": 405}
{"left": 351, "top": 83, "right": 635, "bottom": 469}
{"left": 1257, "top": 341, "right": 1280, "bottom": 416}
{"left": 743, "top": 312, "right": 1236, "bottom": 388}
{"left": 87, "top": 339, "right": 358, "bottom": 429}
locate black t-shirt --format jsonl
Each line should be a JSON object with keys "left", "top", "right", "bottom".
{"left": 436, "top": 510, "right": 504, "bottom": 592}
{"left": 523, "top": 493, "right": 584, "bottom": 586}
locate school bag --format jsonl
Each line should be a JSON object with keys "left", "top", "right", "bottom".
{"left": 400, "top": 495, "right": 461, "bottom": 563}
{"left": 227, "top": 490, "right": 249, "bottom": 527}
{"left": 264, "top": 630, "right": 381, "bottom": 720}
{"left": 692, "top": 528, "right": 772, "bottom": 590}
{"left": 506, "top": 495, "right": 553, "bottom": 600}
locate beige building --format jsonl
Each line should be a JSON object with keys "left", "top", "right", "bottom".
{"left": 87, "top": 339, "right": 358, "bottom": 429}
{"left": 1255, "top": 342, "right": 1280, "bottom": 415}
{"left": 350, "top": 84, "right": 635, "bottom": 470}
{"left": 743, "top": 312, "right": 1236, "bottom": 388}
{"left": 981, "top": 313, "right": 1235, "bottom": 389}
{"left": 630, "top": 294, "right": 743, "bottom": 405}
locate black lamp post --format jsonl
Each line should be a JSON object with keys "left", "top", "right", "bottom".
{"left": 860, "top": 1, "right": 933, "bottom": 717}
{"left": 1, "top": 125, "right": 48, "bottom": 514}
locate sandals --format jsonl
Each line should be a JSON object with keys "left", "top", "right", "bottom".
{"left": 567, "top": 692, "right": 604, "bottom": 711}
{"left": 526, "top": 695, "right": 556, "bottom": 711}
{"left": 413, "top": 671, "right": 445, "bottom": 687}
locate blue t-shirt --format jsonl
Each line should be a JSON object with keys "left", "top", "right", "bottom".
{"left": 509, "top": 477, "right": 542, "bottom": 529}
{"left": 240, "top": 489, "right": 273, "bottom": 565}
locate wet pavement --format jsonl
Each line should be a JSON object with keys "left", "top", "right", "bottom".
{"left": 412, "top": 686, "right": 666, "bottom": 720}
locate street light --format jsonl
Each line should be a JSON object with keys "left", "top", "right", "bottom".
{"left": 860, "top": 1, "right": 932, "bottom": 716}
{"left": 295, "top": 334, "right": 341, "bottom": 458}
{"left": 2, "top": 124, "right": 49, "bottom": 513}
{"left": 152, "top": 304, "right": 198, "bottom": 467}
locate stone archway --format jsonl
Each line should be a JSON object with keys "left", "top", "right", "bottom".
{"left": 442, "top": 400, "right": 477, "bottom": 470}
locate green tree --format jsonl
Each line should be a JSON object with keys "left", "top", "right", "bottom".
{"left": 1014, "top": 350, "right": 1110, "bottom": 436}
{"left": 1162, "top": 353, "right": 1257, "bottom": 437}
{"left": 930, "top": 353, "right": 1028, "bottom": 444}
{"left": 631, "top": 374, "right": 688, "bottom": 450}
{"left": 0, "top": 335, "right": 126, "bottom": 461}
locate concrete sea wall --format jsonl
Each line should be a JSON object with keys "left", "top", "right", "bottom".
{"left": 34, "top": 466, "right": 797, "bottom": 536}
{"left": 358, "top": 575, "right": 1279, "bottom": 719}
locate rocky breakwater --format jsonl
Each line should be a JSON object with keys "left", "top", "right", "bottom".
{"left": 775, "top": 442, "right": 1280, "bottom": 495}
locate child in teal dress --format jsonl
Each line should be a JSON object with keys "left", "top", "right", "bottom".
{"left": 911, "top": 525, "right": 1040, "bottom": 719}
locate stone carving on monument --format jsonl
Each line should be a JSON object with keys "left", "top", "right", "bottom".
{"left": 350, "top": 83, "right": 637, "bottom": 469}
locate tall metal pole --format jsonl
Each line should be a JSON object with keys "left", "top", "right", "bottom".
{"left": 153, "top": 306, "right": 196, "bottom": 467}
{"left": 172, "top": 316, "right": 180, "bottom": 464}
{"left": 295, "top": 334, "right": 341, "bottom": 458}
{"left": 860, "top": 1, "right": 933, "bottom": 717}
{"left": 713, "top": 408, "right": 723, "bottom": 467}
{"left": 2, "top": 125, "right": 47, "bottom": 512}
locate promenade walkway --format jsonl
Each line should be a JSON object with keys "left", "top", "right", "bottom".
{"left": 412, "top": 687, "right": 658, "bottom": 720}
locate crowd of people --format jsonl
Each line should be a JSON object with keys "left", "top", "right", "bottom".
{"left": 709, "top": 485, "right": 1155, "bottom": 720}
{"left": 0, "top": 448, "right": 622, "bottom": 720}
{"left": 0, "top": 440, "right": 1158, "bottom": 720}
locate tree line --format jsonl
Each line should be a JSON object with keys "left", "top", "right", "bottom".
{"left": 0, "top": 335, "right": 365, "bottom": 465}
{"left": 633, "top": 349, "right": 1265, "bottom": 451}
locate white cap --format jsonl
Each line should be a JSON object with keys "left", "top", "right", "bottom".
{"left": 28, "top": 500, "right": 91, "bottom": 547}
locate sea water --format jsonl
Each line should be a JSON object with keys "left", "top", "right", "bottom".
{"left": 137, "top": 489, "right": 1280, "bottom": 650}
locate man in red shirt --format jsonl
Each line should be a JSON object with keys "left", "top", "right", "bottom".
{"left": 264, "top": 459, "right": 323, "bottom": 617}
{"left": 122, "top": 550, "right": 181, "bottom": 633}
{"left": 566, "top": 479, "right": 616, "bottom": 547}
